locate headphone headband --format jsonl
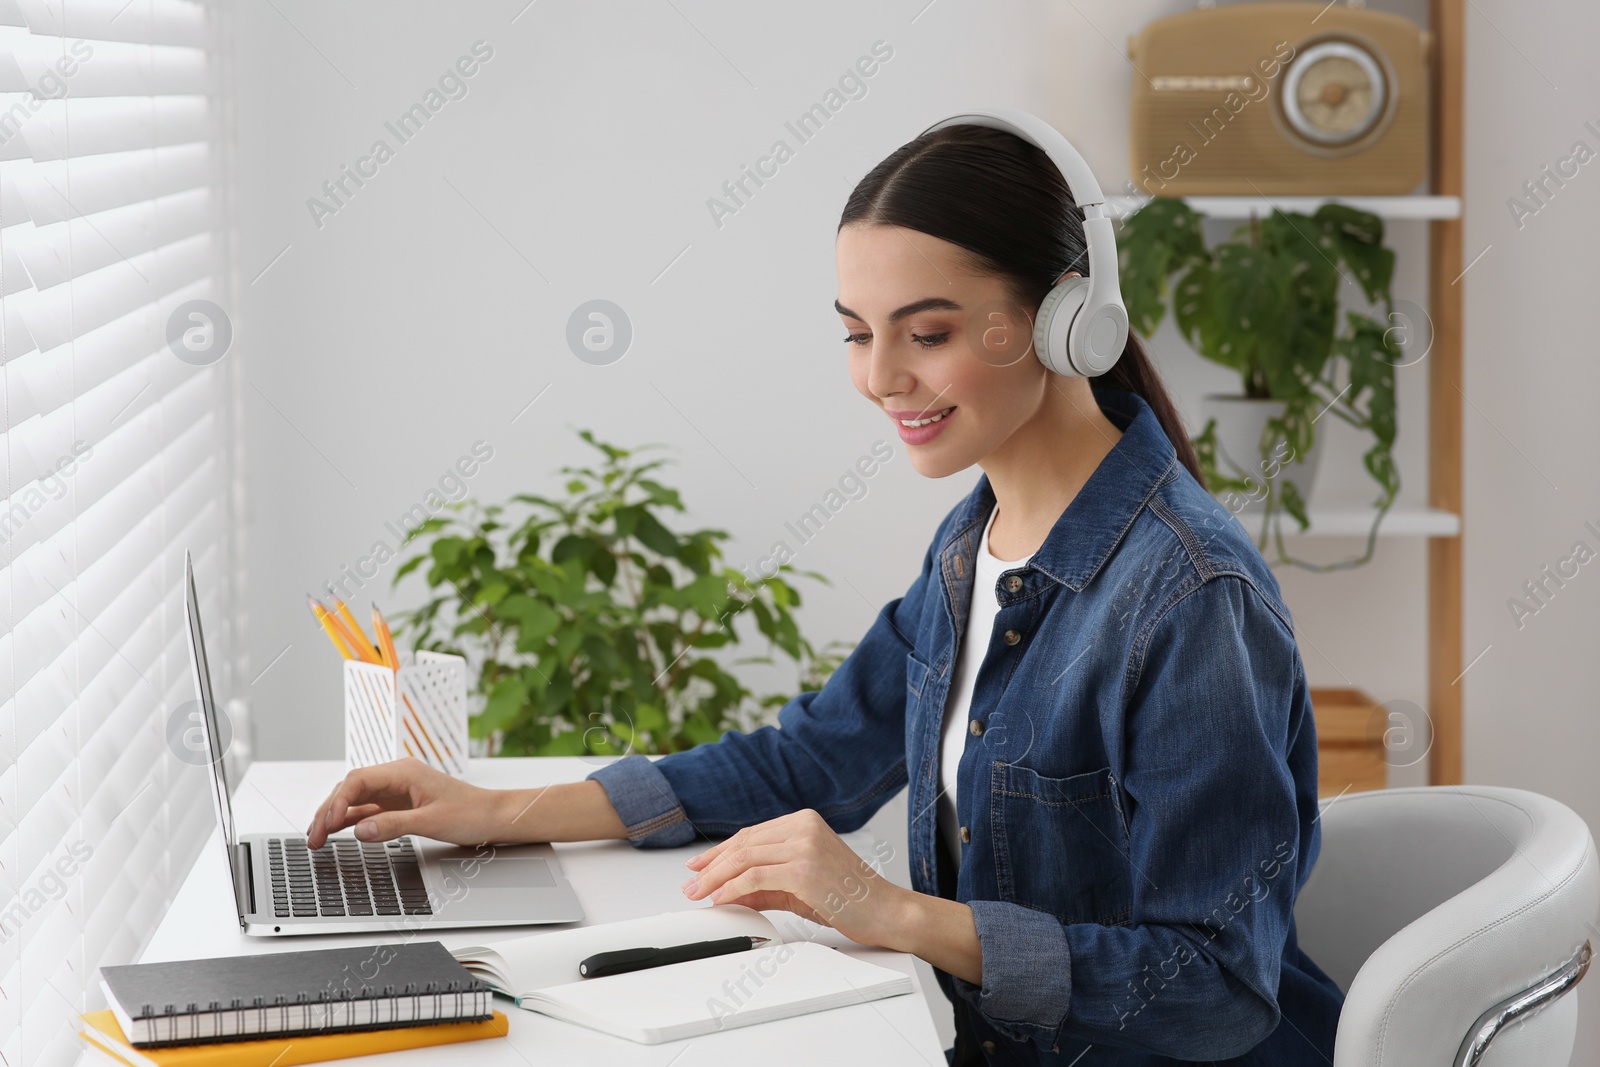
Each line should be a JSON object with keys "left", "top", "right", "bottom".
{"left": 920, "top": 108, "right": 1109, "bottom": 207}
{"left": 916, "top": 106, "right": 1129, "bottom": 376}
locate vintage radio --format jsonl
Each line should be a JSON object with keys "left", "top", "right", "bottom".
{"left": 1128, "top": 2, "right": 1430, "bottom": 195}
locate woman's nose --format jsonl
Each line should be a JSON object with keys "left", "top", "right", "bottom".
{"left": 865, "top": 339, "right": 915, "bottom": 400}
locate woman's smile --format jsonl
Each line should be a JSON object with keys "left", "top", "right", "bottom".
{"left": 887, "top": 404, "right": 957, "bottom": 445}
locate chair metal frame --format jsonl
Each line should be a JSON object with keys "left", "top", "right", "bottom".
{"left": 1453, "top": 940, "right": 1591, "bottom": 1067}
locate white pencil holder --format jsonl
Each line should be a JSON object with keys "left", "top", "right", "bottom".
{"left": 343, "top": 650, "right": 469, "bottom": 777}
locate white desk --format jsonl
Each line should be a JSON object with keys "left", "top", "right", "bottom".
{"left": 80, "top": 758, "right": 947, "bottom": 1065}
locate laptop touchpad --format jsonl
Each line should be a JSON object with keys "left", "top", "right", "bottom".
{"left": 436, "top": 856, "right": 555, "bottom": 889}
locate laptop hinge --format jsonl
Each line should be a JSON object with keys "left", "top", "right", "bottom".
{"left": 232, "top": 843, "right": 255, "bottom": 922}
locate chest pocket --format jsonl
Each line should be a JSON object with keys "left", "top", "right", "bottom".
{"left": 990, "top": 761, "right": 1134, "bottom": 926}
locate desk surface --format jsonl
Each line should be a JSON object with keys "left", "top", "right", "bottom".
{"left": 78, "top": 758, "right": 946, "bottom": 1065}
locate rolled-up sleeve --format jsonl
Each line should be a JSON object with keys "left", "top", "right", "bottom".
{"left": 586, "top": 754, "right": 697, "bottom": 847}
{"left": 951, "top": 574, "right": 1314, "bottom": 1060}
{"left": 959, "top": 901, "right": 1073, "bottom": 1031}
{"left": 586, "top": 536, "right": 940, "bottom": 848}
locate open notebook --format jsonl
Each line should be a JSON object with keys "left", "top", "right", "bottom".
{"left": 449, "top": 905, "right": 913, "bottom": 1044}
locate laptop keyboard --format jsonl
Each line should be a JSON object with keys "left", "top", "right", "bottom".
{"left": 266, "top": 837, "right": 434, "bottom": 919}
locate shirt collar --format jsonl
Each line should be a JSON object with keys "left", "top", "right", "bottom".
{"left": 937, "top": 385, "right": 1179, "bottom": 593}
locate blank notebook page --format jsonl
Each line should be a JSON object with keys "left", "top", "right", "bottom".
{"left": 519, "top": 941, "right": 913, "bottom": 1044}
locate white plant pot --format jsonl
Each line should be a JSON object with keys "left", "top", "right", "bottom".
{"left": 1199, "top": 394, "right": 1324, "bottom": 513}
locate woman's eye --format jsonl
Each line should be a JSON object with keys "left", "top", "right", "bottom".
{"left": 841, "top": 332, "right": 950, "bottom": 348}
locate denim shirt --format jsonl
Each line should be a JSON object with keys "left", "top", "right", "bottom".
{"left": 587, "top": 386, "right": 1344, "bottom": 1064}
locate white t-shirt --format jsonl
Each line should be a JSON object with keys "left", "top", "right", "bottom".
{"left": 938, "top": 503, "right": 1033, "bottom": 869}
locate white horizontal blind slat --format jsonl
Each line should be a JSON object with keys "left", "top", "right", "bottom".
{"left": 10, "top": 143, "right": 210, "bottom": 226}
{"left": 10, "top": 39, "right": 209, "bottom": 98}
{"left": 16, "top": 231, "right": 213, "bottom": 350}
{"left": 15, "top": 0, "right": 208, "bottom": 49}
{"left": 6, "top": 277, "right": 220, "bottom": 428}
{"left": 16, "top": 186, "right": 215, "bottom": 288}
{"left": 19, "top": 96, "right": 210, "bottom": 161}
{"left": 0, "top": 3, "right": 237, "bottom": 1064}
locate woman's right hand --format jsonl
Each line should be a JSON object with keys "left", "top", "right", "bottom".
{"left": 305, "top": 757, "right": 509, "bottom": 848}
{"left": 304, "top": 757, "right": 631, "bottom": 848}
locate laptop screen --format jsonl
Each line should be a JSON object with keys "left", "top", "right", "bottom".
{"left": 182, "top": 551, "right": 239, "bottom": 881}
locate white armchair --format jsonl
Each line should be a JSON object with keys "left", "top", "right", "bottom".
{"left": 1294, "top": 785, "right": 1598, "bottom": 1066}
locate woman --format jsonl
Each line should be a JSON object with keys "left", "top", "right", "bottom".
{"left": 307, "top": 120, "right": 1344, "bottom": 1064}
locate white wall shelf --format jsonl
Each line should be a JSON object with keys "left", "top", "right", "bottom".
{"left": 1228, "top": 506, "right": 1461, "bottom": 541}
{"left": 1108, "top": 195, "right": 1462, "bottom": 220}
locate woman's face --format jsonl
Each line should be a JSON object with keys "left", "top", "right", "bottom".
{"left": 835, "top": 222, "right": 1067, "bottom": 479}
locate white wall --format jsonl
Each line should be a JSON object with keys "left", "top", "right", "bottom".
{"left": 230, "top": 0, "right": 1039, "bottom": 757}
{"left": 229, "top": 0, "right": 1600, "bottom": 1058}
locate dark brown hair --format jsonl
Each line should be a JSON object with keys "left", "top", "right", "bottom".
{"left": 838, "top": 122, "right": 1202, "bottom": 484}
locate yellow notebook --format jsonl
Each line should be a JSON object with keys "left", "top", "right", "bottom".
{"left": 77, "top": 1009, "right": 509, "bottom": 1067}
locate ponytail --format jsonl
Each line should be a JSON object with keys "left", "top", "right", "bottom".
{"left": 1097, "top": 332, "right": 1203, "bottom": 484}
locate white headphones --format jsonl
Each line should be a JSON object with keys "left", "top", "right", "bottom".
{"left": 917, "top": 107, "right": 1130, "bottom": 378}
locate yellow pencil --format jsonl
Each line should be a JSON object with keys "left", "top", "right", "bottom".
{"left": 372, "top": 604, "right": 401, "bottom": 671}
{"left": 333, "top": 598, "right": 382, "bottom": 662}
{"left": 318, "top": 599, "right": 384, "bottom": 665}
{"left": 309, "top": 598, "right": 355, "bottom": 660}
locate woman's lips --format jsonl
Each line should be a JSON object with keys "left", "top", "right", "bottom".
{"left": 889, "top": 405, "right": 956, "bottom": 446}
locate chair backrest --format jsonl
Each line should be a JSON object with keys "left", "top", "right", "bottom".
{"left": 1294, "top": 786, "right": 1598, "bottom": 1066}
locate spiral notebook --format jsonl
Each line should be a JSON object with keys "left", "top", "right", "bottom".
{"left": 98, "top": 940, "right": 490, "bottom": 1047}
{"left": 450, "top": 905, "right": 914, "bottom": 1044}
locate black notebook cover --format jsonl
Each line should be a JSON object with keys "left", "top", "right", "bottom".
{"left": 99, "top": 940, "right": 491, "bottom": 1048}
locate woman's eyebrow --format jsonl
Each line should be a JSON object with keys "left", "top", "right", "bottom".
{"left": 834, "top": 296, "right": 963, "bottom": 324}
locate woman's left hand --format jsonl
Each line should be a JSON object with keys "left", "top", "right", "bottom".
{"left": 681, "top": 809, "right": 908, "bottom": 949}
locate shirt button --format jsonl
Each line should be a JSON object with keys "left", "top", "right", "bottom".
{"left": 969, "top": 719, "right": 984, "bottom": 737}
{"left": 960, "top": 825, "right": 971, "bottom": 844}
{"left": 1004, "top": 575, "right": 1022, "bottom": 593}
{"left": 982, "top": 1040, "right": 998, "bottom": 1054}
{"left": 1003, "top": 629, "right": 1021, "bottom": 646}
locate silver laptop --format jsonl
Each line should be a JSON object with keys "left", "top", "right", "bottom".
{"left": 182, "top": 550, "right": 586, "bottom": 936}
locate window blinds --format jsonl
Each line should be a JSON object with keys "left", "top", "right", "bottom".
{"left": 0, "top": 1, "right": 238, "bottom": 1063}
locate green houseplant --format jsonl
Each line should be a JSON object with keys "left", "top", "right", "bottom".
{"left": 392, "top": 430, "right": 848, "bottom": 757}
{"left": 1118, "top": 198, "right": 1406, "bottom": 570}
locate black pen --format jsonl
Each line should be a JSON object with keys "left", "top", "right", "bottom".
{"left": 577, "top": 935, "right": 772, "bottom": 978}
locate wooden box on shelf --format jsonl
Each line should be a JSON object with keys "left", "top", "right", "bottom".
{"left": 1310, "top": 687, "right": 1388, "bottom": 798}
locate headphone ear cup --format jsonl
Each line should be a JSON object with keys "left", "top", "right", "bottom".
{"left": 1032, "top": 277, "right": 1090, "bottom": 377}
{"left": 1070, "top": 302, "right": 1129, "bottom": 377}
